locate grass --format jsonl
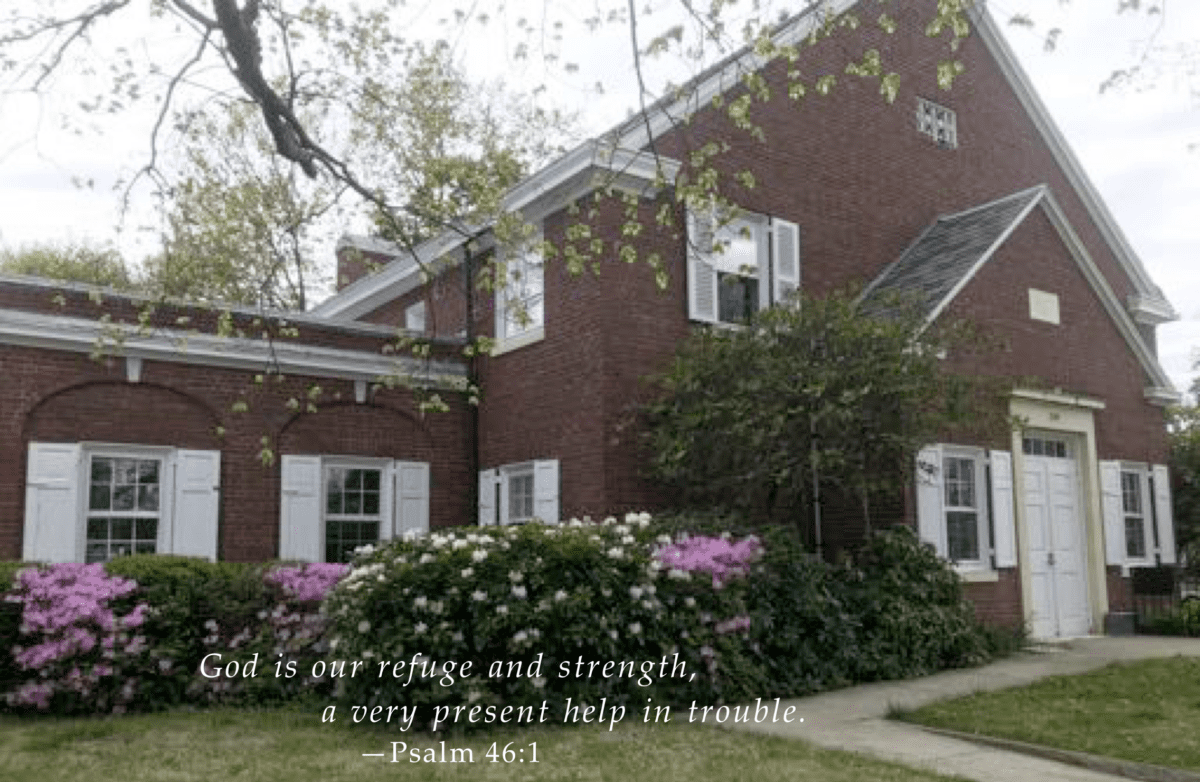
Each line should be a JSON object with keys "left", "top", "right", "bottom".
{"left": 899, "top": 656, "right": 1200, "bottom": 771}
{"left": 0, "top": 706, "right": 967, "bottom": 782}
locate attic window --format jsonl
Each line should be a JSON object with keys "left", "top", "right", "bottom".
{"left": 916, "top": 98, "right": 957, "bottom": 149}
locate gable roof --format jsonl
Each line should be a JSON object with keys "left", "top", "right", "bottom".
{"left": 314, "top": 0, "right": 1174, "bottom": 332}
{"left": 859, "top": 186, "right": 1045, "bottom": 321}
{"left": 859, "top": 185, "right": 1178, "bottom": 405}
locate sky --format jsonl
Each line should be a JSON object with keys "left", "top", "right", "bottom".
{"left": 0, "top": 0, "right": 1196, "bottom": 391}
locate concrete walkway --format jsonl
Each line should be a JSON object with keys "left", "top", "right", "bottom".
{"left": 721, "top": 637, "right": 1200, "bottom": 782}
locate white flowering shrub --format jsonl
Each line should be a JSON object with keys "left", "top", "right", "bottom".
{"left": 325, "top": 513, "right": 766, "bottom": 730}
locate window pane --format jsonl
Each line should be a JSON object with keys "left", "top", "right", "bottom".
{"left": 111, "top": 543, "right": 132, "bottom": 559}
{"left": 1121, "top": 472, "right": 1142, "bottom": 515}
{"left": 85, "top": 543, "right": 108, "bottom": 564}
{"left": 363, "top": 491, "right": 380, "bottom": 515}
{"left": 1125, "top": 517, "right": 1147, "bottom": 558}
{"left": 112, "top": 485, "right": 135, "bottom": 511}
{"left": 138, "top": 485, "right": 160, "bottom": 511}
{"left": 138, "top": 460, "right": 159, "bottom": 484}
{"left": 717, "top": 272, "right": 758, "bottom": 324}
{"left": 135, "top": 541, "right": 156, "bottom": 555}
{"left": 363, "top": 470, "right": 380, "bottom": 491}
{"left": 111, "top": 518, "right": 133, "bottom": 540}
{"left": 87, "top": 518, "right": 108, "bottom": 540}
{"left": 136, "top": 518, "right": 158, "bottom": 540}
{"left": 91, "top": 458, "right": 112, "bottom": 483}
{"left": 114, "top": 459, "right": 138, "bottom": 485}
{"left": 90, "top": 484, "right": 111, "bottom": 511}
{"left": 344, "top": 492, "right": 362, "bottom": 515}
{"left": 946, "top": 511, "right": 980, "bottom": 561}
{"left": 345, "top": 470, "right": 363, "bottom": 490}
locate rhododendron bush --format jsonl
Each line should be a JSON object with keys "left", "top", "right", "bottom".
{"left": 324, "top": 514, "right": 765, "bottom": 728}
{"left": 1, "top": 513, "right": 996, "bottom": 718}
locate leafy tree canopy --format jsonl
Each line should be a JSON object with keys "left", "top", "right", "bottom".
{"left": 0, "top": 242, "right": 138, "bottom": 291}
{"left": 643, "top": 291, "right": 1011, "bottom": 541}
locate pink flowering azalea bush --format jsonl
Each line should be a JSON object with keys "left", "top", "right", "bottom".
{"left": 4, "top": 564, "right": 153, "bottom": 713}
{"left": 1, "top": 557, "right": 349, "bottom": 714}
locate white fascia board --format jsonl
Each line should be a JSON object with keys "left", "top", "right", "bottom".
{"left": 310, "top": 233, "right": 468, "bottom": 319}
{"left": 0, "top": 272, "right": 405, "bottom": 340}
{"left": 313, "top": 142, "right": 681, "bottom": 322}
{"left": 615, "top": 0, "right": 858, "bottom": 150}
{"left": 0, "top": 307, "right": 467, "bottom": 389}
{"left": 1037, "top": 192, "right": 1177, "bottom": 402}
{"left": 971, "top": 7, "right": 1177, "bottom": 320}
{"left": 1011, "top": 388, "right": 1106, "bottom": 411}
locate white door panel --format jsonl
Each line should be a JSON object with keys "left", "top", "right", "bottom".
{"left": 1023, "top": 453, "right": 1090, "bottom": 638}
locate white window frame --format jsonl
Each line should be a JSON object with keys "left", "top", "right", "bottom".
{"left": 84, "top": 448, "right": 170, "bottom": 564}
{"left": 687, "top": 204, "right": 800, "bottom": 325}
{"left": 23, "top": 442, "right": 221, "bottom": 564}
{"left": 940, "top": 446, "right": 990, "bottom": 569}
{"left": 279, "top": 454, "right": 430, "bottom": 562}
{"left": 916, "top": 97, "right": 958, "bottom": 149}
{"left": 1119, "top": 464, "right": 1154, "bottom": 564}
{"left": 494, "top": 226, "right": 545, "bottom": 352}
{"left": 478, "top": 459, "right": 559, "bottom": 526}
{"left": 322, "top": 458, "right": 389, "bottom": 564}
{"left": 1101, "top": 460, "right": 1175, "bottom": 572}
{"left": 916, "top": 444, "right": 1015, "bottom": 580}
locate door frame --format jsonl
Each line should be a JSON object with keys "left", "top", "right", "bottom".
{"left": 1010, "top": 390, "right": 1109, "bottom": 637}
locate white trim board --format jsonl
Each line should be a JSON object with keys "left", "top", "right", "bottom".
{"left": 0, "top": 307, "right": 468, "bottom": 389}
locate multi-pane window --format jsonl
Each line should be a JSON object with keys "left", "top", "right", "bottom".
{"left": 916, "top": 97, "right": 957, "bottom": 149}
{"left": 86, "top": 456, "right": 161, "bottom": 563}
{"left": 712, "top": 217, "right": 762, "bottom": 324}
{"left": 325, "top": 467, "right": 381, "bottom": 563}
{"left": 496, "top": 242, "right": 545, "bottom": 341}
{"left": 943, "top": 455, "right": 980, "bottom": 562}
{"left": 508, "top": 471, "right": 535, "bottom": 524}
{"left": 1121, "top": 470, "right": 1147, "bottom": 559}
{"left": 1023, "top": 436, "right": 1070, "bottom": 458}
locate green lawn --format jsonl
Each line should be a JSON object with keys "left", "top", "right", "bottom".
{"left": 0, "top": 707, "right": 966, "bottom": 782}
{"left": 901, "top": 656, "right": 1200, "bottom": 771}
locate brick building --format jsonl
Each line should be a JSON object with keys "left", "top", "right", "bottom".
{"left": 3, "top": 1, "right": 1180, "bottom": 638}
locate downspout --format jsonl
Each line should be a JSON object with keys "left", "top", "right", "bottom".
{"left": 464, "top": 243, "right": 480, "bottom": 518}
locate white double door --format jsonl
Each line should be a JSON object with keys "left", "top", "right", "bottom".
{"left": 1023, "top": 454, "right": 1091, "bottom": 638}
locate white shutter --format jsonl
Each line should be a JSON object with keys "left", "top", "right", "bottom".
{"left": 915, "top": 445, "right": 945, "bottom": 556}
{"left": 23, "top": 442, "right": 82, "bottom": 563}
{"left": 989, "top": 450, "right": 1017, "bottom": 568}
{"left": 280, "top": 455, "right": 323, "bottom": 562}
{"left": 1099, "top": 460, "right": 1125, "bottom": 566}
{"left": 771, "top": 219, "right": 800, "bottom": 305}
{"left": 533, "top": 459, "right": 560, "bottom": 524}
{"left": 172, "top": 449, "right": 220, "bottom": 561}
{"left": 478, "top": 469, "right": 497, "bottom": 526}
{"left": 687, "top": 207, "right": 717, "bottom": 322}
{"left": 1152, "top": 464, "right": 1176, "bottom": 564}
{"left": 395, "top": 461, "right": 430, "bottom": 538}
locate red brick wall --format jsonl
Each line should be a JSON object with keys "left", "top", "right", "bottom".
{"left": 963, "top": 569, "right": 1024, "bottom": 628}
{"left": 0, "top": 341, "right": 472, "bottom": 561}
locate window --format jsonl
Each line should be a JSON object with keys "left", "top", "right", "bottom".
{"left": 1101, "top": 461, "right": 1176, "bottom": 570}
{"left": 279, "top": 456, "right": 429, "bottom": 562}
{"left": 324, "top": 466, "right": 382, "bottom": 563}
{"left": 1023, "top": 435, "right": 1070, "bottom": 459}
{"left": 405, "top": 301, "right": 426, "bottom": 332}
{"left": 23, "top": 442, "right": 221, "bottom": 564}
{"left": 915, "top": 444, "right": 1016, "bottom": 574}
{"left": 1120, "top": 469, "right": 1149, "bottom": 560}
{"left": 943, "top": 455, "right": 981, "bottom": 563}
{"left": 478, "top": 460, "right": 559, "bottom": 526}
{"left": 495, "top": 230, "right": 544, "bottom": 344}
{"left": 86, "top": 455, "right": 162, "bottom": 563}
{"left": 507, "top": 469, "right": 535, "bottom": 524}
{"left": 687, "top": 205, "right": 799, "bottom": 326}
{"left": 916, "top": 97, "right": 957, "bottom": 149}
